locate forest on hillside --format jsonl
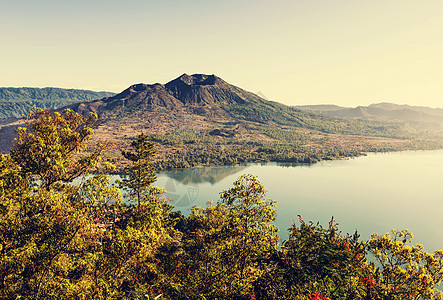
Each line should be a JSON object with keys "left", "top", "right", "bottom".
{"left": 1, "top": 109, "right": 443, "bottom": 299}
{"left": 140, "top": 126, "right": 443, "bottom": 171}
{"left": 0, "top": 87, "right": 115, "bottom": 119}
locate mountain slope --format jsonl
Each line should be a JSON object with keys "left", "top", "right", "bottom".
{"left": 2, "top": 74, "right": 441, "bottom": 169}
{"left": 0, "top": 87, "right": 116, "bottom": 119}
{"left": 66, "top": 74, "right": 409, "bottom": 137}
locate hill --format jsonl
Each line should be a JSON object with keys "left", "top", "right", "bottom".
{"left": 369, "top": 102, "right": 443, "bottom": 116}
{"left": 296, "top": 103, "right": 443, "bottom": 131}
{"left": 0, "top": 87, "right": 116, "bottom": 119}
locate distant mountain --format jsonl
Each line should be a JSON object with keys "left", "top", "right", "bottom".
{"left": 0, "top": 87, "right": 116, "bottom": 119}
{"left": 67, "top": 73, "right": 401, "bottom": 136}
{"left": 368, "top": 102, "right": 443, "bottom": 116}
{"left": 296, "top": 103, "right": 443, "bottom": 131}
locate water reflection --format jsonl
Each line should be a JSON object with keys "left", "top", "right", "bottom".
{"left": 152, "top": 150, "right": 443, "bottom": 252}
{"left": 276, "top": 162, "right": 314, "bottom": 168}
{"left": 161, "top": 165, "right": 248, "bottom": 185}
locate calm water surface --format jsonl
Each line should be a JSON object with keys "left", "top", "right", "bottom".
{"left": 153, "top": 150, "right": 443, "bottom": 252}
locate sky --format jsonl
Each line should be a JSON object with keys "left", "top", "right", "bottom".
{"left": 1, "top": 0, "right": 443, "bottom": 108}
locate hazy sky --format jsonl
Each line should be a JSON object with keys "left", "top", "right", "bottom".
{"left": 2, "top": 0, "right": 443, "bottom": 107}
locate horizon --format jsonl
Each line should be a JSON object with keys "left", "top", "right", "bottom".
{"left": 2, "top": 1, "right": 443, "bottom": 108}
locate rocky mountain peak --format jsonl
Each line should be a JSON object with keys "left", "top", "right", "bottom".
{"left": 56, "top": 73, "right": 262, "bottom": 119}
{"left": 166, "top": 74, "right": 223, "bottom": 88}
{"left": 163, "top": 74, "right": 244, "bottom": 106}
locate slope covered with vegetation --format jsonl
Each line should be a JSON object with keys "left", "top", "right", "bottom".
{"left": 44, "top": 74, "right": 440, "bottom": 171}
{"left": 1, "top": 109, "right": 443, "bottom": 299}
{"left": 2, "top": 75, "right": 443, "bottom": 170}
{"left": 67, "top": 74, "right": 415, "bottom": 138}
{"left": 0, "top": 87, "right": 115, "bottom": 119}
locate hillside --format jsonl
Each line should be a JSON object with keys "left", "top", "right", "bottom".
{"left": 369, "top": 102, "right": 443, "bottom": 116}
{"left": 2, "top": 74, "right": 442, "bottom": 169}
{"left": 0, "top": 87, "right": 115, "bottom": 119}
{"left": 64, "top": 74, "right": 443, "bottom": 170}
{"left": 296, "top": 103, "right": 443, "bottom": 131}
{"left": 67, "top": 74, "right": 410, "bottom": 137}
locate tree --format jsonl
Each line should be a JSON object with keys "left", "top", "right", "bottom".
{"left": 157, "top": 175, "right": 279, "bottom": 299}
{"left": 10, "top": 107, "right": 104, "bottom": 189}
{"left": 120, "top": 133, "right": 158, "bottom": 207}
{"left": 258, "top": 217, "right": 374, "bottom": 300}
{"left": 367, "top": 230, "right": 443, "bottom": 299}
{"left": 85, "top": 133, "right": 175, "bottom": 299}
{"left": 1, "top": 108, "right": 107, "bottom": 299}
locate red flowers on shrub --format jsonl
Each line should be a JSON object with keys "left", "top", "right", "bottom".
{"left": 308, "top": 292, "right": 330, "bottom": 300}
{"left": 360, "top": 277, "right": 376, "bottom": 287}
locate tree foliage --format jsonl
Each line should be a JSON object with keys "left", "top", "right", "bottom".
{"left": 120, "top": 132, "right": 159, "bottom": 207}
{"left": 156, "top": 175, "right": 278, "bottom": 299}
{"left": 1, "top": 108, "right": 104, "bottom": 298}
{"left": 1, "top": 108, "right": 443, "bottom": 299}
{"left": 10, "top": 108, "right": 104, "bottom": 189}
{"left": 367, "top": 230, "right": 443, "bottom": 299}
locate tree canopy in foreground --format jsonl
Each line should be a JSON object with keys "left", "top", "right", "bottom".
{"left": 1, "top": 109, "right": 443, "bottom": 299}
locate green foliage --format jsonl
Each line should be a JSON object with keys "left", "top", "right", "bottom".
{"left": 0, "top": 187, "right": 93, "bottom": 298}
{"left": 0, "top": 87, "right": 115, "bottom": 119}
{"left": 147, "top": 128, "right": 365, "bottom": 171}
{"left": 0, "top": 154, "right": 28, "bottom": 200}
{"left": 225, "top": 101, "right": 412, "bottom": 138}
{"left": 10, "top": 108, "right": 105, "bottom": 189}
{"left": 257, "top": 218, "right": 374, "bottom": 300}
{"left": 82, "top": 133, "right": 175, "bottom": 299}
{"left": 120, "top": 133, "right": 159, "bottom": 207}
{"left": 219, "top": 174, "right": 279, "bottom": 252}
{"left": 1, "top": 111, "right": 176, "bottom": 299}
{"left": 368, "top": 230, "right": 443, "bottom": 299}
{"left": 0, "top": 108, "right": 106, "bottom": 298}
{"left": 156, "top": 175, "right": 278, "bottom": 299}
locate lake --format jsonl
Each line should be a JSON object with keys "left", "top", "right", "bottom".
{"left": 152, "top": 150, "right": 443, "bottom": 252}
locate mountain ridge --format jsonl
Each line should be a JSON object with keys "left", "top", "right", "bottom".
{"left": 296, "top": 103, "right": 443, "bottom": 131}
{"left": 0, "top": 87, "right": 116, "bottom": 119}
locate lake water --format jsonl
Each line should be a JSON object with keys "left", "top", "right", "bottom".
{"left": 152, "top": 150, "right": 443, "bottom": 252}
